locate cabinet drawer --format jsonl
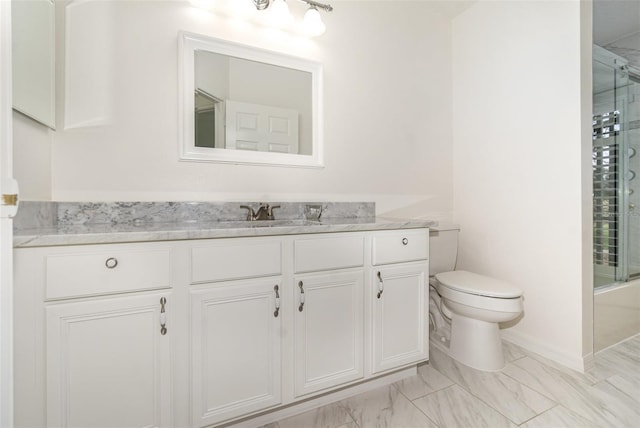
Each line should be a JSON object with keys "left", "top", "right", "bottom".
{"left": 294, "top": 235, "right": 364, "bottom": 273}
{"left": 191, "top": 239, "right": 282, "bottom": 283}
{"left": 372, "top": 229, "right": 429, "bottom": 266}
{"left": 46, "top": 247, "right": 172, "bottom": 300}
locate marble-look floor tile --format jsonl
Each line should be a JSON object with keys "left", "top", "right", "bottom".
{"left": 270, "top": 401, "right": 355, "bottom": 428}
{"left": 519, "top": 405, "right": 601, "bottom": 428}
{"left": 503, "top": 356, "right": 640, "bottom": 426}
{"left": 264, "top": 338, "right": 640, "bottom": 428}
{"left": 604, "top": 334, "right": 640, "bottom": 362}
{"left": 428, "top": 347, "right": 556, "bottom": 424}
{"left": 334, "top": 423, "right": 358, "bottom": 428}
{"left": 341, "top": 385, "right": 438, "bottom": 428}
{"left": 502, "top": 340, "right": 527, "bottom": 363}
{"left": 607, "top": 374, "right": 640, "bottom": 404}
{"left": 589, "top": 339, "right": 640, "bottom": 382}
{"left": 586, "top": 380, "right": 640, "bottom": 427}
{"left": 413, "top": 384, "right": 516, "bottom": 428}
{"left": 393, "top": 362, "right": 454, "bottom": 400}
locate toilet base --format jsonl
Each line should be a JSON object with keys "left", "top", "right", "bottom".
{"left": 448, "top": 314, "right": 505, "bottom": 371}
{"left": 428, "top": 313, "right": 506, "bottom": 371}
{"left": 428, "top": 289, "right": 514, "bottom": 371}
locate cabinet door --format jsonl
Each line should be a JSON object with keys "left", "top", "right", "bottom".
{"left": 294, "top": 271, "right": 364, "bottom": 397}
{"left": 46, "top": 292, "right": 172, "bottom": 428}
{"left": 191, "top": 279, "right": 282, "bottom": 427}
{"left": 371, "top": 263, "right": 428, "bottom": 374}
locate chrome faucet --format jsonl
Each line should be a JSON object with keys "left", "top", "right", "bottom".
{"left": 240, "top": 203, "right": 280, "bottom": 221}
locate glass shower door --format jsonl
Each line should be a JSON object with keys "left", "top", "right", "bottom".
{"left": 593, "top": 46, "right": 634, "bottom": 287}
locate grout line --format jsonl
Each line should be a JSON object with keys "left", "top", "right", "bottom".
{"left": 407, "top": 396, "right": 441, "bottom": 428}
{"left": 515, "top": 403, "right": 561, "bottom": 427}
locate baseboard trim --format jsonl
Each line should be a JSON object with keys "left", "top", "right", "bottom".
{"left": 501, "top": 329, "right": 592, "bottom": 373}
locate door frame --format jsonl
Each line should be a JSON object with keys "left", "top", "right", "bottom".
{"left": 0, "top": 1, "right": 15, "bottom": 425}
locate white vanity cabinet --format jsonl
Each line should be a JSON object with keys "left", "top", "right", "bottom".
{"left": 292, "top": 235, "right": 365, "bottom": 398}
{"left": 14, "top": 227, "right": 429, "bottom": 428}
{"left": 190, "top": 280, "right": 283, "bottom": 426}
{"left": 370, "top": 230, "right": 429, "bottom": 374}
{"left": 189, "top": 238, "right": 284, "bottom": 427}
{"left": 14, "top": 243, "right": 174, "bottom": 428}
{"left": 46, "top": 292, "right": 172, "bottom": 428}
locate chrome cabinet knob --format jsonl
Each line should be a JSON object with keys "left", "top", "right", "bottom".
{"left": 105, "top": 257, "right": 118, "bottom": 269}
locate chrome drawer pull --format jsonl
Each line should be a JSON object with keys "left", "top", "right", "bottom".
{"left": 160, "top": 297, "right": 167, "bottom": 335}
{"left": 298, "top": 281, "right": 305, "bottom": 312}
{"left": 377, "top": 271, "right": 384, "bottom": 298}
{"left": 402, "top": 237, "right": 408, "bottom": 245}
{"left": 274, "top": 285, "right": 280, "bottom": 318}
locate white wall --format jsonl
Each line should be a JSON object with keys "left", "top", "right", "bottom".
{"left": 13, "top": 0, "right": 454, "bottom": 220}
{"left": 12, "top": 112, "right": 51, "bottom": 200}
{"left": 451, "top": 0, "right": 593, "bottom": 370}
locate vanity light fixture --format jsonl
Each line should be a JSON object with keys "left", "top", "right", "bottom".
{"left": 268, "top": 0, "right": 293, "bottom": 28}
{"left": 302, "top": 5, "right": 326, "bottom": 36}
{"left": 252, "top": 0, "right": 333, "bottom": 35}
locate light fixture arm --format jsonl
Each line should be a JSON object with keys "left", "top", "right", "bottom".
{"left": 252, "top": 0, "right": 333, "bottom": 13}
{"left": 299, "top": 0, "right": 332, "bottom": 13}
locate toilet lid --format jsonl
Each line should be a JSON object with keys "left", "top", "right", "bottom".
{"left": 435, "top": 270, "right": 523, "bottom": 298}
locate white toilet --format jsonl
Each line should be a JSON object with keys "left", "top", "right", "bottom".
{"left": 429, "top": 225, "right": 523, "bottom": 371}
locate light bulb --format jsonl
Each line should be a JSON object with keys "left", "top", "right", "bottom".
{"left": 269, "top": 0, "right": 293, "bottom": 28}
{"left": 302, "top": 6, "right": 325, "bottom": 36}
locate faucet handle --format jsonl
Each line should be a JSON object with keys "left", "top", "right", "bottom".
{"left": 267, "top": 205, "right": 280, "bottom": 220}
{"left": 240, "top": 205, "right": 255, "bottom": 221}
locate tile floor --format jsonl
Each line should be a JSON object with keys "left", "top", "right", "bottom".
{"left": 263, "top": 335, "right": 640, "bottom": 428}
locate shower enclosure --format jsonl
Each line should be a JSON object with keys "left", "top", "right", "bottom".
{"left": 593, "top": 45, "right": 640, "bottom": 288}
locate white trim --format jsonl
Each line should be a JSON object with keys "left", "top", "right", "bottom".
{"left": 501, "top": 329, "right": 591, "bottom": 373}
{"left": 0, "top": 1, "right": 15, "bottom": 426}
{"left": 178, "top": 31, "right": 324, "bottom": 168}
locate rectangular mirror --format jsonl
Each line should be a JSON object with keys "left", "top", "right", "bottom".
{"left": 179, "top": 32, "right": 323, "bottom": 168}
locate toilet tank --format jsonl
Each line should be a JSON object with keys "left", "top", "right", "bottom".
{"left": 429, "top": 224, "right": 460, "bottom": 276}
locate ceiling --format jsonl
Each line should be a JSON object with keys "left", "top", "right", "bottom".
{"left": 593, "top": 0, "right": 640, "bottom": 71}
{"left": 593, "top": 0, "right": 640, "bottom": 45}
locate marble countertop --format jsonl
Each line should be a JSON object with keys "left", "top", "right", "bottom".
{"left": 14, "top": 217, "right": 436, "bottom": 248}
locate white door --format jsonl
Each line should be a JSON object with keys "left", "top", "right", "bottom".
{"left": 293, "top": 271, "right": 364, "bottom": 398}
{"left": 226, "top": 100, "right": 299, "bottom": 154}
{"left": 191, "top": 279, "right": 282, "bottom": 427}
{"left": 0, "top": 2, "right": 18, "bottom": 426}
{"left": 46, "top": 292, "right": 172, "bottom": 428}
{"left": 371, "top": 263, "right": 429, "bottom": 374}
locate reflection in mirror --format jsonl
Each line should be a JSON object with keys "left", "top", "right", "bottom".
{"left": 194, "top": 50, "right": 310, "bottom": 155}
{"left": 12, "top": 0, "right": 56, "bottom": 129}
{"left": 180, "top": 32, "right": 323, "bottom": 168}
{"left": 195, "top": 88, "right": 224, "bottom": 149}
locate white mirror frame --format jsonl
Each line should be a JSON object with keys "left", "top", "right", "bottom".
{"left": 178, "top": 32, "right": 324, "bottom": 168}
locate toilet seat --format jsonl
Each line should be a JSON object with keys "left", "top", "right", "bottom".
{"left": 435, "top": 270, "right": 522, "bottom": 298}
